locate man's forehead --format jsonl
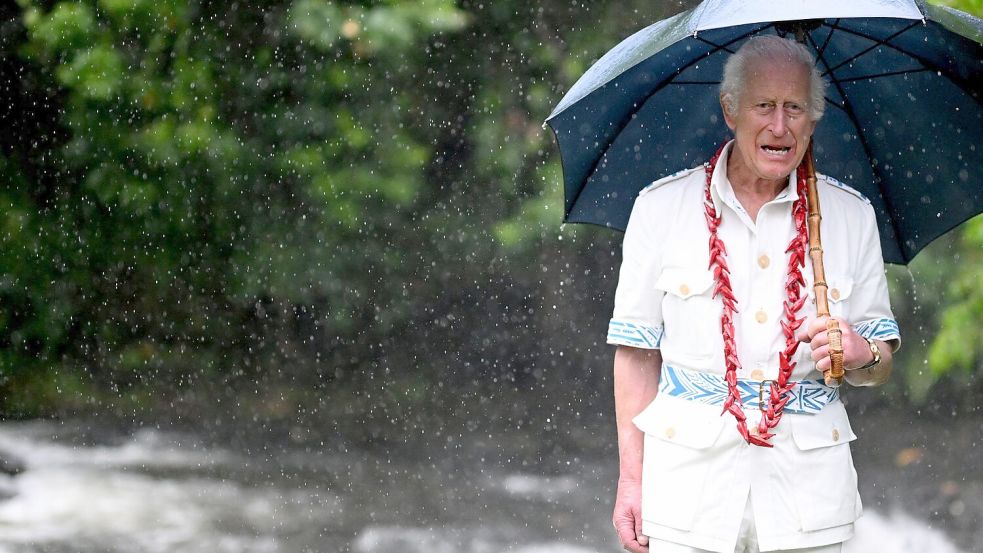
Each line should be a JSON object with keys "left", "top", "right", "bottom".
{"left": 744, "top": 61, "right": 810, "bottom": 92}
{"left": 745, "top": 56, "right": 810, "bottom": 76}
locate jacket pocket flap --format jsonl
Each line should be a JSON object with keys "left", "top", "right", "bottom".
{"left": 633, "top": 395, "right": 727, "bottom": 450}
{"left": 654, "top": 267, "right": 714, "bottom": 299}
{"left": 788, "top": 402, "right": 858, "bottom": 450}
{"left": 806, "top": 275, "right": 854, "bottom": 304}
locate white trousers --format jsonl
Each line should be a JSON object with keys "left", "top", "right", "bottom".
{"left": 647, "top": 495, "right": 844, "bottom": 553}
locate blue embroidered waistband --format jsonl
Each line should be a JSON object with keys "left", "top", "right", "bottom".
{"left": 659, "top": 364, "right": 839, "bottom": 415}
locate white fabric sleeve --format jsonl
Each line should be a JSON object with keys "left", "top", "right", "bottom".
{"left": 849, "top": 202, "right": 901, "bottom": 351}
{"left": 607, "top": 196, "right": 665, "bottom": 349}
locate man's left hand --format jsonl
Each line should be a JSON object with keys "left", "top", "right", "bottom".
{"left": 796, "top": 316, "right": 875, "bottom": 372}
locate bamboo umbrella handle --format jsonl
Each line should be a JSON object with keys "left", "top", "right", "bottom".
{"left": 803, "top": 144, "right": 844, "bottom": 387}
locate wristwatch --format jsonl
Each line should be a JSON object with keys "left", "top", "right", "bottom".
{"left": 854, "top": 337, "right": 881, "bottom": 371}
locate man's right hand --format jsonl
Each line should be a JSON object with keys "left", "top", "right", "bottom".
{"left": 613, "top": 477, "right": 649, "bottom": 552}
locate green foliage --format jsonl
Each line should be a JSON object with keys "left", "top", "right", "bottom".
{"left": 3, "top": 0, "right": 474, "bottom": 405}
{"left": 927, "top": 216, "right": 983, "bottom": 374}
{"left": 933, "top": 0, "right": 983, "bottom": 17}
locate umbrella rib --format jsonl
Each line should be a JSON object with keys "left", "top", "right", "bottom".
{"left": 815, "top": 19, "right": 838, "bottom": 60}
{"left": 566, "top": 24, "right": 769, "bottom": 220}
{"left": 833, "top": 67, "right": 933, "bottom": 84}
{"left": 813, "top": 21, "right": 847, "bottom": 115}
{"left": 695, "top": 36, "right": 738, "bottom": 54}
{"left": 820, "top": 21, "right": 924, "bottom": 77}
{"left": 825, "top": 22, "right": 981, "bottom": 97}
{"left": 821, "top": 97, "right": 848, "bottom": 114}
{"left": 806, "top": 33, "right": 908, "bottom": 261}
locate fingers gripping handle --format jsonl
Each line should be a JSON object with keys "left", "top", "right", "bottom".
{"left": 824, "top": 319, "right": 844, "bottom": 386}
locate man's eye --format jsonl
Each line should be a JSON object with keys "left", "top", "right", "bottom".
{"left": 753, "top": 102, "right": 774, "bottom": 112}
{"left": 785, "top": 104, "right": 805, "bottom": 114}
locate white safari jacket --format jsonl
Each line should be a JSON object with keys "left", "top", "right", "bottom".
{"left": 607, "top": 142, "right": 900, "bottom": 553}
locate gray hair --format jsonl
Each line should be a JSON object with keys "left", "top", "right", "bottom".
{"left": 720, "top": 35, "right": 827, "bottom": 122}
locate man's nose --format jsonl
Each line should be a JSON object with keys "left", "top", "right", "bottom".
{"left": 770, "top": 109, "right": 789, "bottom": 137}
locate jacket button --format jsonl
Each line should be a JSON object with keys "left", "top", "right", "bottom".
{"left": 679, "top": 284, "right": 690, "bottom": 296}
{"left": 758, "top": 254, "right": 770, "bottom": 269}
{"left": 832, "top": 429, "right": 840, "bottom": 441}
{"left": 665, "top": 427, "right": 676, "bottom": 439}
{"left": 750, "top": 368, "right": 765, "bottom": 380}
{"left": 830, "top": 288, "right": 841, "bottom": 301}
{"left": 755, "top": 310, "right": 768, "bottom": 324}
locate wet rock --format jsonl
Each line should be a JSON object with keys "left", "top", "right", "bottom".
{"left": 0, "top": 451, "right": 25, "bottom": 476}
{"left": 0, "top": 451, "right": 23, "bottom": 501}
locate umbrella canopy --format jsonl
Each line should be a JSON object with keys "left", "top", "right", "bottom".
{"left": 545, "top": 0, "right": 983, "bottom": 264}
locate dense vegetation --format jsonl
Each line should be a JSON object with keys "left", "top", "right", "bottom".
{"left": 1, "top": 1, "right": 979, "bottom": 429}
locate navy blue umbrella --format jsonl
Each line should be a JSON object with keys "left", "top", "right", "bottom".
{"left": 545, "top": 0, "right": 983, "bottom": 264}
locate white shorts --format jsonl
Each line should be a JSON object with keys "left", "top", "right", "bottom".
{"left": 647, "top": 494, "right": 844, "bottom": 553}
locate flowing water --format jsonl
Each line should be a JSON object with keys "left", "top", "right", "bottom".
{"left": 0, "top": 419, "right": 974, "bottom": 553}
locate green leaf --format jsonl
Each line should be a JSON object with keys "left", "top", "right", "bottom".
{"left": 55, "top": 44, "right": 125, "bottom": 100}
{"left": 289, "top": 0, "right": 344, "bottom": 50}
{"left": 24, "top": 1, "right": 97, "bottom": 55}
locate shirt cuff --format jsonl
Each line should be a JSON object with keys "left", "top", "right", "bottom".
{"left": 852, "top": 318, "right": 901, "bottom": 350}
{"left": 607, "top": 319, "right": 664, "bottom": 349}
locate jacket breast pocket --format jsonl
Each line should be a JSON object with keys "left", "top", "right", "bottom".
{"left": 634, "top": 395, "right": 728, "bottom": 531}
{"left": 786, "top": 403, "right": 862, "bottom": 531}
{"left": 654, "top": 267, "right": 718, "bottom": 364}
{"left": 805, "top": 274, "right": 854, "bottom": 319}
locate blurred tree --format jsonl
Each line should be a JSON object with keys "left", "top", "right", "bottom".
{"left": 3, "top": 0, "right": 478, "bottom": 412}
{"left": 927, "top": 217, "right": 983, "bottom": 376}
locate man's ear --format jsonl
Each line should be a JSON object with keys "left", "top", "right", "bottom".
{"left": 720, "top": 94, "right": 737, "bottom": 131}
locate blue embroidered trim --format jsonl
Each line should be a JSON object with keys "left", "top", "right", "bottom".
{"left": 853, "top": 318, "right": 901, "bottom": 342}
{"left": 820, "top": 174, "right": 871, "bottom": 204}
{"left": 607, "top": 320, "right": 664, "bottom": 349}
{"left": 638, "top": 166, "right": 702, "bottom": 197}
{"left": 659, "top": 364, "right": 839, "bottom": 414}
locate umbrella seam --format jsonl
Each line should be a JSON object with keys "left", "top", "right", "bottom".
{"left": 821, "top": 21, "right": 922, "bottom": 76}
{"left": 825, "top": 21, "right": 982, "bottom": 100}
{"left": 695, "top": 35, "right": 738, "bottom": 54}
{"left": 816, "top": 19, "right": 839, "bottom": 59}
{"left": 691, "top": 2, "right": 711, "bottom": 34}
{"left": 821, "top": 97, "right": 849, "bottom": 115}
{"left": 833, "top": 67, "right": 933, "bottom": 84}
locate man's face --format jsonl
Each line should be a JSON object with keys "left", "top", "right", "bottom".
{"left": 722, "top": 58, "right": 817, "bottom": 184}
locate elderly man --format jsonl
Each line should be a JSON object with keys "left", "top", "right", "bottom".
{"left": 608, "top": 36, "right": 901, "bottom": 553}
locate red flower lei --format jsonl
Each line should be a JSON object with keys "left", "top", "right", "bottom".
{"left": 704, "top": 143, "right": 809, "bottom": 447}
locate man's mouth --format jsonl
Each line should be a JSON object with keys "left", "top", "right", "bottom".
{"left": 761, "top": 145, "right": 792, "bottom": 155}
